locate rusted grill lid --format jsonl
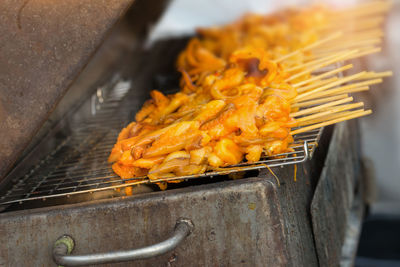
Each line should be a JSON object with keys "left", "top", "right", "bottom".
{"left": 0, "top": 0, "right": 141, "bottom": 181}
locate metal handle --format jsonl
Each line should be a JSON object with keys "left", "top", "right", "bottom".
{"left": 53, "top": 218, "right": 194, "bottom": 266}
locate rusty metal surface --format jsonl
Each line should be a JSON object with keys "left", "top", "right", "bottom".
{"left": 0, "top": 0, "right": 135, "bottom": 182}
{"left": 255, "top": 126, "right": 334, "bottom": 267}
{"left": 0, "top": 111, "right": 348, "bottom": 267}
{"left": 0, "top": 120, "right": 362, "bottom": 267}
{"left": 311, "top": 120, "right": 363, "bottom": 266}
{"left": 0, "top": 178, "right": 290, "bottom": 266}
{"left": 259, "top": 163, "right": 319, "bottom": 266}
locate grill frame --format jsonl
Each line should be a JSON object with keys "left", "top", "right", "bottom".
{"left": 0, "top": 75, "right": 323, "bottom": 207}
{"left": 0, "top": 2, "right": 368, "bottom": 265}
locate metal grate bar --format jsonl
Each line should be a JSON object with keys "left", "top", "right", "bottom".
{"left": 0, "top": 76, "right": 324, "bottom": 207}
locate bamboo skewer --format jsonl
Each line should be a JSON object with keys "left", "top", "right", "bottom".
{"left": 348, "top": 47, "right": 381, "bottom": 59}
{"left": 319, "top": 24, "right": 384, "bottom": 37}
{"left": 321, "top": 30, "right": 383, "bottom": 41}
{"left": 321, "top": 16, "right": 385, "bottom": 32}
{"left": 311, "top": 45, "right": 377, "bottom": 59}
{"left": 296, "top": 77, "right": 339, "bottom": 94}
{"left": 311, "top": 31, "right": 383, "bottom": 55}
{"left": 291, "top": 97, "right": 354, "bottom": 117}
{"left": 315, "top": 86, "right": 370, "bottom": 99}
{"left": 275, "top": 31, "right": 343, "bottom": 63}
{"left": 297, "top": 113, "right": 345, "bottom": 127}
{"left": 293, "top": 64, "right": 353, "bottom": 88}
{"left": 315, "top": 38, "right": 382, "bottom": 51}
{"left": 291, "top": 110, "right": 372, "bottom": 135}
{"left": 289, "top": 50, "right": 353, "bottom": 73}
{"left": 286, "top": 52, "right": 347, "bottom": 72}
{"left": 285, "top": 2, "right": 389, "bottom": 139}
{"left": 244, "top": 3, "right": 386, "bottom": 142}
{"left": 330, "top": 4, "right": 390, "bottom": 20}
{"left": 285, "top": 50, "right": 359, "bottom": 82}
{"left": 297, "top": 77, "right": 382, "bottom": 102}
{"left": 313, "top": 39, "right": 382, "bottom": 54}
{"left": 332, "top": 46, "right": 381, "bottom": 61}
{"left": 297, "top": 109, "right": 366, "bottom": 127}
{"left": 294, "top": 72, "right": 367, "bottom": 102}
{"left": 295, "top": 102, "right": 365, "bottom": 124}
{"left": 298, "top": 85, "right": 369, "bottom": 103}
{"left": 355, "top": 71, "right": 393, "bottom": 80}
{"left": 298, "top": 76, "right": 381, "bottom": 100}
{"left": 328, "top": 2, "right": 390, "bottom": 23}
{"left": 291, "top": 94, "right": 349, "bottom": 109}
{"left": 275, "top": 1, "right": 385, "bottom": 137}
{"left": 282, "top": 1, "right": 388, "bottom": 137}
{"left": 315, "top": 33, "right": 384, "bottom": 51}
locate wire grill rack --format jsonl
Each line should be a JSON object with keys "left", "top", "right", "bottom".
{"left": 0, "top": 78, "right": 323, "bottom": 207}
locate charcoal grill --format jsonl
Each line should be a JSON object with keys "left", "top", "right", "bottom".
{"left": 0, "top": 73, "right": 320, "bottom": 207}
{"left": 0, "top": 1, "right": 368, "bottom": 266}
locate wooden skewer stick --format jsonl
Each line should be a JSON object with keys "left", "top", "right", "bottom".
{"left": 353, "top": 29, "right": 385, "bottom": 38}
{"left": 315, "top": 86, "right": 370, "bottom": 99}
{"left": 355, "top": 71, "right": 393, "bottom": 80}
{"left": 330, "top": 2, "right": 390, "bottom": 19}
{"left": 315, "top": 37, "right": 382, "bottom": 49}
{"left": 321, "top": 29, "right": 383, "bottom": 41}
{"left": 291, "top": 97, "right": 354, "bottom": 117}
{"left": 291, "top": 94, "right": 349, "bottom": 109}
{"left": 316, "top": 45, "right": 381, "bottom": 62}
{"left": 300, "top": 77, "right": 382, "bottom": 101}
{"left": 347, "top": 47, "right": 381, "bottom": 59}
{"left": 295, "top": 103, "right": 365, "bottom": 124}
{"left": 293, "top": 64, "right": 353, "bottom": 88}
{"left": 350, "top": 30, "right": 384, "bottom": 38}
{"left": 329, "top": 3, "right": 390, "bottom": 22}
{"left": 298, "top": 84, "right": 370, "bottom": 103}
{"left": 319, "top": 24, "right": 383, "bottom": 37}
{"left": 287, "top": 49, "right": 352, "bottom": 73}
{"left": 291, "top": 110, "right": 372, "bottom": 135}
{"left": 336, "top": 0, "right": 389, "bottom": 10}
{"left": 275, "top": 31, "right": 343, "bottom": 63}
{"left": 286, "top": 52, "right": 347, "bottom": 72}
{"left": 315, "top": 31, "right": 384, "bottom": 49}
{"left": 313, "top": 39, "right": 382, "bottom": 54}
{"left": 296, "top": 77, "right": 339, "bottom": 94}
{"left": 311, "top": 46, "right": 379, "bottom": 61}
{"left": 285, "top": 49, "right": 359, "bottom": 82}
{"left": 294, "top": 71, "right": 367, "bottom": 102}
{"left": 297, "top": 110, "right": 355, "bottom": 126}
{"left": 304, "top": 31, "right": 383, "bottom": 61}
{"left": 321, "top": 16, "right": 385, "bottom": 31}
{"left": 295, "top": 109, "right": 369, "bottom": 131}
{"left": 297, "top": 77, "right": 378, "bottom": 101}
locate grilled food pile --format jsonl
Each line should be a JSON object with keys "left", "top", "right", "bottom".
{"left": 109, "top": 1, "right": 391, "bottom": 187}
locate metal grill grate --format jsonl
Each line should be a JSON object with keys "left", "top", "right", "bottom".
{"left": 0, "top": 77, "right": 323, "bottom": 206}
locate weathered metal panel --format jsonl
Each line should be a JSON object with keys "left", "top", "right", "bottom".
{"left": 0, "top": 0, "right": 135, "bottom": 182}
{"left": 311, "top": 120, "right": 363, "bottom": 266}
{"left": 253, "top": 127, "right": 334, "bottom": 267}
{"left": 0, "top": 178, "right": 290, "bottom": 266}
{"left": 0, "top": 121, "right": 362, "bottom": 267}
{"left": 259, "top": 163, "right": 319, "bottom": 267}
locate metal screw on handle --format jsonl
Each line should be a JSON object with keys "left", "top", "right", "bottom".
{"left": 53, "top": 218, "right": 194, "bottom": 266}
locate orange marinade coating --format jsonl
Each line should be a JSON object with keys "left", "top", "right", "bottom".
{"left": 108, "top": 7, "right": 332, "bottom": 184}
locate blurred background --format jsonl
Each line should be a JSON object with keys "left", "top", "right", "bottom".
{"left": 149, "top": 0, "right": 400, "bottom": 265}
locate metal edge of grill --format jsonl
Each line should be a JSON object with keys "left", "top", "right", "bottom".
{"left": 0, "top": 75, "right": 324, "bottom": 207}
